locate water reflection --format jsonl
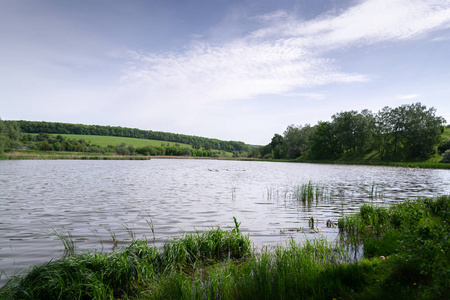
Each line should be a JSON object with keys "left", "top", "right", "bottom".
{"left": 0, "top": 159, "right": 449, "bottom": 285}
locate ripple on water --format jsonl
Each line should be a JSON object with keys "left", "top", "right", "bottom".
{"left": 0, "top": 159, "right": 449, "bottom": 286}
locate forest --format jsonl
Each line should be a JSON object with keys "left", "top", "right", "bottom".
{"left": 249, "top": 103, "right": 450, "bottom": 163}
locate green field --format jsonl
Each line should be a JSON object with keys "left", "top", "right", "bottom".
{"left": 442, "top": 126, "right": 450, "bottom": 139}
{"left": 56, "top": 134, "right": 192, "bottom": 148}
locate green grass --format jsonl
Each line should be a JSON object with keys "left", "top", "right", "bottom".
{"left": 1, "top": 197, "right": 449, "bottom": 299}
{"left": 441, "top": 127, "right": 450, "bottom": 140}
{"left": 0, "top": 151, "right": 151, "bottom": 160}
{"left": 55, "top": 134, "right": 192, "bottom": 148}
{"left": 338, "top": 196, "right": 450, "bottom": 298}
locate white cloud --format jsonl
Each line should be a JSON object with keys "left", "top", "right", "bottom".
{"left": 281, "top": 92, "right": 326, "bottom": 100}
{"left": 121, "top": 0, "right": 450, "bottom": 110}
{"left": 398, "top": 94, "right": 420, "bottom": 100}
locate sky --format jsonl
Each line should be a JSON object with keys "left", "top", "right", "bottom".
{"left": 1, "top": 0, "right": 450, "bottom": 145}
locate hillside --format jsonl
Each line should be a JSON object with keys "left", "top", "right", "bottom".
{"left": 56, "top": 134, "right": 192, "bottom": 148}
{"left": 12, "top": 120, "right": 253, "bottom": 153}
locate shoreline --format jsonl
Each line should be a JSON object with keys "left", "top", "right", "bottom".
{"left": 1, "top": 151, "right": 449, "bottom": 169}
{"left": 1, "top": 196, "right": 448, "bottom": 299}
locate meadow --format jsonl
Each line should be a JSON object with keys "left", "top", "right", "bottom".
{"left": 1, "top": 195, "right": 448, "bottom": 299}
{"left": 54, "top": 134, "right": 192, "bottom": 148}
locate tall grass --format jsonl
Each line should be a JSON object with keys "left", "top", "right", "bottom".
{"left": 267, "top": 181, "right": 330, "bottom": 204}
{"left": 0, "top": 225, "right": 251, "bottom": 300}
{"left": 1, "top": 197, "right": 448, "bottom": 299}
{"left": 145, "top": 238, "right": 374, "bottom": 300}
{"left": 52, "top": 229, "right": 76, "bottom": 257}
{"left": 338, "top": 195, "right": 450, "bottom": 298}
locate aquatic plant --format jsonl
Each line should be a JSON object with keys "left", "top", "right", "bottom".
{"left": 0, "top": 224, "right": 251, "bottom": 300}
{"left": 2, "top": 198, "right": 448, "bottom": 299}
{"left": 291, "top": 181, "right": 329, "bottom": 204}
{"left": 52, "top": 229, "right": 76, "bottom": 257}
{"left": 368, "top": 182, "right": 385, "bottom": 201}
{"left": 338, "top": 195, "right": 450, "bottom": 297}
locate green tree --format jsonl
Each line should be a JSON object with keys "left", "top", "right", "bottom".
{"left": 0, "top": 119, "right": 21, "bottom": 153}
{"left": 376, "top": 103, "right": 445, "bottom": 159}
{"left": 115, "top": 143, "right": 130, "bottom": 155}
{"left": 438, "top": 137, "right": 450, "bottom": 154}
{"left": 283, "top": 124, "right": 315, "bottom": 159}
{"left": 127, "top": 145, "right": 136, "bottom": 155}
{"left": 354, "top": 109, "right": 375, "bottom": 152}
{"left": 331, "top": 109, "right": 375, "bottom": 154}
{"left": 308, "top": 121, "right": 341, "bottom": 160}
{"left": 403, "top": 103, "right": 446, "bottom": 158}
{"left": 332, "top": 110, "right": 359, "bottom": 153}
{"left": 0, "top": 119, "right": 8, "bottom": 153}
{"left": 270, "top": 134, "right": 286, "bottom": 159}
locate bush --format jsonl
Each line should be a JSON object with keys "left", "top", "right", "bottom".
{"left": 440, "top": 149, "right": 450, "bottom": 163}
{"left": 438, "top": 137, "right": 450, "bottom": 154}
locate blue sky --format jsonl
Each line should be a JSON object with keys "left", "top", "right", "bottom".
{"left": 1, "top": 0, "right": 450, "bottom": 145}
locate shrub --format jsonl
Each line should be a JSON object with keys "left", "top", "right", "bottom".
{"left": 440, "top": 149, "right": 450, "bottom": 163}
{"left": 437, "top": 137, "right": 450, "bottom": 154}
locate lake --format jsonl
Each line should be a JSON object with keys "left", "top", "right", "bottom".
{"left": 1, "top": 159, "right": 449, "bottom": 285}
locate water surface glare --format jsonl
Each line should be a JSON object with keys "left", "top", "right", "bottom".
{"left": 1, "top": 159, "right": 449, "bottom": 284}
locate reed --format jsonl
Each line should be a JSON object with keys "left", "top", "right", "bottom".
{"left": 338, "top": 195, "right": 449, "bottom": 297}
{"left": 52, "top": 229, "right": 76, "bottom": 257}
{"left": 292, "top": 181, "right": 329, "bottom": 204}
{"left": 1, "top": 197, "right": 448, "bottom": 299}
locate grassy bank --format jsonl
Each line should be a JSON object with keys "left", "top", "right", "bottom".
{"left": 295, "top": 158, "right": 450, "bottom": 169}
{"left": 1, "top": 196, "right": 448, "bottom": 299}
{"left": 0, "top": 151, "right": 151, "bottom": 160}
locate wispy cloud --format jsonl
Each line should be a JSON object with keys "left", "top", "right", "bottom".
{"left": 398, "top": 94, "right": 420, "bottom": 100}
{"left": 122, "top": 0, "right": 450, "bottom": 108}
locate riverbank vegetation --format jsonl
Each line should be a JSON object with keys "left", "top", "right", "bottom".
{"left": 1, "top": 195, "right": 448, "bottom": 299}
{"left": 250, "top": 103, "right": 449, "bottom": 166}
{"left": 2, "top": 102, "right": 450, "bottom": 166}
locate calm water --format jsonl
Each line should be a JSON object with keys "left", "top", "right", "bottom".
{"left": 1, "top": 159, "right": 449, "bottom": 284}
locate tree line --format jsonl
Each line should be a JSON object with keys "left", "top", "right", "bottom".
{"left": 1, "top": 126, "right": 227, "bottom": 158}
{"left": 12, "top": 121, "right": 251, "bottom": 153}
{"left": 250, "top": 103, "right": 448, "bottom": 162}
{"left": 21, "top": 133, "right": 226, "bottom": 157}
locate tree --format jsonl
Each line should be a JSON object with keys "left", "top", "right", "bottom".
{"left": 270, "top": 134, "right": 285, "bottom": 159}
{"left": 332, "top": 110, "right": 358, "bottom": 153}
{"left": 331, "top": 110, "right": 375, "bottom": 154}
{"left": 375, "top": 103, "right": 446, "bottom": 159}
{"left": 308, "top": 121, "right": 341, "bottom": 160}
{"left": 354, "top": 109, "right": 375, "bottom": 153}
{"left": 0, "top": 119, "right": 8, "bottom": 153}
{"left": 402, "top": 103, "right": 446, "bottom": 158}
{"left": 0, "top": 119, "right": 21, "bottom": 153}
{"left": 283, "top": 124, "right": 315, "bottom": 159}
